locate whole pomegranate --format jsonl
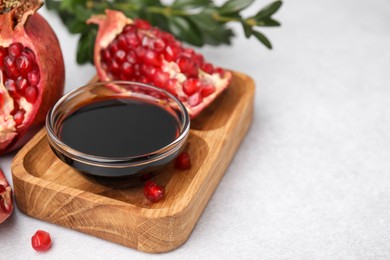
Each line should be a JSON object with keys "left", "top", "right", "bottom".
{"left": 88, "top": 10, "right": 232, "bottom": 118}
{"left": 0, "top": 168, "right": 13, "bottom": 224}
{"left": 0, "top": 0, "right": 65, "bottom": 154}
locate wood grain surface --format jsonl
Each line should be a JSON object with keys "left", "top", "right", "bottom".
{"left": 11, "top": 71, "right": 255, "bottom": 253}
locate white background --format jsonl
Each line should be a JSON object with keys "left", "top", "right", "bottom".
{"left": 1, "top": 0, "right": 390, "bottom": 259}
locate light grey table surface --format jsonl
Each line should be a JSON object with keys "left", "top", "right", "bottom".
{"left": 1, "top": 0, "right": 390, "bottom": 259}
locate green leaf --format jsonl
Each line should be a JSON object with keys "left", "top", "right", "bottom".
{"left": 45, "top": 0, "right": 61, "bottom": 10}
{"left": 189, "top": 13, "right": 233, "bottom": 45}
{"left": 255, "top": 0, "right": 283, "bottom": 20}
{"left": 219, "top": 0, "right": 254, "bottom": 15}
{"left": 60, "top": 0, "right": 87, "bottom": 12}
{"left": 252, "top": 30, "right": 272, "bottom": 49}
{"left": 167, "top": 16, "right": 204, "bottom": 46}
{"left": 242, "top": 21, "right": 252, "bottom": 38}
{"left": 257, "top": 18, "right": 281, "bottom": 27}
{"left": 172, "top": 0, "right": 211, "bottom": 9}
{"left": 67, "top": 19, "right": 88, "bottom": 34}
{"left": 76, "top": 28, "right": 97, "bottom": 64}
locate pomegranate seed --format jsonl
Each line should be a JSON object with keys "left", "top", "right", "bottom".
{"left": 135, "top": 46, "right": 146, "bottom": 60}
{"left": 8, "top": 42, "right": 23, "bottom": 58}
{"left": 188, "top": 92, "right": 203, "bottom": 107}
{"left": 109, "top": 61, "right": 120, "bottom": 75}
{"left": 4, "top": 56, "right": 18, "bottom": 79}
{"left": 183, "top": 78, "right": 201, "bottom": 96}
{"left": 152, "top": 38, "right": 165, "bottom": 52}
{"left": 123, "top": 24, "right": 135, "bottom": 33}
{"left": 216, "top": 67, "right": 225, "bottom": 77}
{"left": 134, "top": 19, "right": 151, "bottom": 30}
{"left": 201, "top": 84, "right": 216, "bottom": 97}
{"left": 183, "top": 48, "right": 195, "bottom": 57}
{"left": 143, "top": 49, "right": 162, "bottom": 67}
{"left": 174, "top": 152, "right": 191, "bottom": 170}
{"left": 121, "top": 62, "right": 134, "bottom": 77}
{"left": 152, "top": 69, "right": 170, "bottom": 88}
{"left": 16, "top": 55, "right": 32, "bottom": 76}
{"left": 109, "top": 41, "right": 119, "bottom": 56}
{"left": 177, "top": 56, "right": 198, "bottom": 77}
{"left": 24, "top": 85, "right": 39, "bottom": 103}
{"left": 13, "top": 109, "right": 25, "bottom": 125}
{"left": 144, "top": 181, "right": 165, "bottom": 202}
{"left": 27, "top": 70, "right": 40, "bottom": 85}
{"left": 101, "top": 49, "right": 111, "bottom": 61}
{"left": 31, "top": 230, "right": 52, "bottom": 252}
{"left": 16, "top": 77, "right": 28, "bottom": 92}
{"left": 115, "top": 49, "right": 126, "bottom": 63}
{"left": 22, "top": 48, "right": 35, "bottom": 60}
{"left": 125, "top": 32, "right": 140, "bottom": 47}
{"left": 117, "top": 34, "right": 128, "bottom": 49}
{"left": 164, "top": 45, "right": 180, "bottom": 62}
{"left": 201, "top": 63, "right": 214, "bottom": 74}
{"left": 126, "top": 51, "right": 138, "bottom": 64}
{"left": 5, "top": 79, "right": 20, "bottom": 98}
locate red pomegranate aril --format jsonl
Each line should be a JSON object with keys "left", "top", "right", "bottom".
{"left": 152, "top": 69, "right": 170, "bottom": 88}
{"left": 126, "top": 51, "right": 137, "bottom": 64}
{"left": 188, "top": 92, "right": 203, "bottom": 107}
{"left": 27, "top": 70, "right": 40, "bottom": 85}
{"left": 117, "top": 34, "right": 128, "bottom": 49}
{"left": 16, "top": 55, "right": 32, "bottom": 76}
{"left": 134, "top": 19, "right": 151, "bottom": 30}
{"left": 125, "top": 32, "right": 140, "bottom": 47}
{"left": 174, "top": 152, "right": 191, "bottom": 170}
{"left": 121, "top": 62, "right": 133, "bottom": 76}
{"left": 201, "top": 63, "right": 214, "bottom": 74}
{"left": 201, "top": 84, "right": 216, "bottom": 97}
{"left": 8, "top": 43, "right": 23, "bottom": 58}
{"left": 109, "top": 61, "right": 120, "bottom": 75}
{"left": 101, "top": 49, "right": 111, "bottom": 61}
{"left": 109, "top": 41, "right": 119, "bottom": 55}
{"left": 144, "top": 181, "right": 165, "bottom": 202}
{"left": 164, "top": 45, "right": 180, "bottom": 62}
{"left": 143, "top": 49, "right": 162, "bottom": 67}
{"left": 183, "top": 78, "right": 201, "bottom": 96}
{"left": 115, "top": 49, "right": 126, "bottom": 63}
{"left": 24, "top": 85, "right": 39, "bottom": 103}
{"left": 31, "top": 230, "right": 52, "bottom": 252}
{"left": 16, "top": 77, "right": 28, "bottom": 91}
{"left": 152, "top": 38, "right": 165, "bottom": 53}
{"left": 177, "top": 56, "right": 198, "bottom": 77}
{"left": 4, "top": 56, "right": 18, "bottom": 79}
{"left": 13, "top": 109, "right": 25, "bottom": 125}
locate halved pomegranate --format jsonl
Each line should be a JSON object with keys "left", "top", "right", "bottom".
{"left": 0, "top": 0, "right": 65, "bottom": 154}
{"left": 88, "top": 10, "right": 232, "bottom": 118}
{"left": 0, "top": 168, "right": 13, "bottom": 224}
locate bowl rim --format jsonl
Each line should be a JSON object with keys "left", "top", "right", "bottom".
{"left": 46, "top": 80, "right": 190, "bottom": 168}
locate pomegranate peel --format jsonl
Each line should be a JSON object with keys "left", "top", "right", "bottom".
{"left": 0, "top": 168, "right": 13, "bottom": 224}
{"left": 0, "top": 0, "right": 65, "bottom": 154}
{"left": 88, "top": 9, "right": 232, "bottom": 118}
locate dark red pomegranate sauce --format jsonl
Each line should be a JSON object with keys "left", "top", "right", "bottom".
{"left": 59, "top": 98, "right": 180, "bottom": 157}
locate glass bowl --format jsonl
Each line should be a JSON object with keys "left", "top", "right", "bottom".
{"left": 46, "top": 81, "right": 190, "bottom": 188}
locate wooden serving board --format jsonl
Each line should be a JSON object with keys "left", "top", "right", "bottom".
{"left": 11, "top": 71, "right": 255, "bottom": 253}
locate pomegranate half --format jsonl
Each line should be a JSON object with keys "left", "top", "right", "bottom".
{"left": 0, "top": 0, "right": 65, "bottom": 154}
{"left": 88, "top": 10, "right": 232, "bottom": 118}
